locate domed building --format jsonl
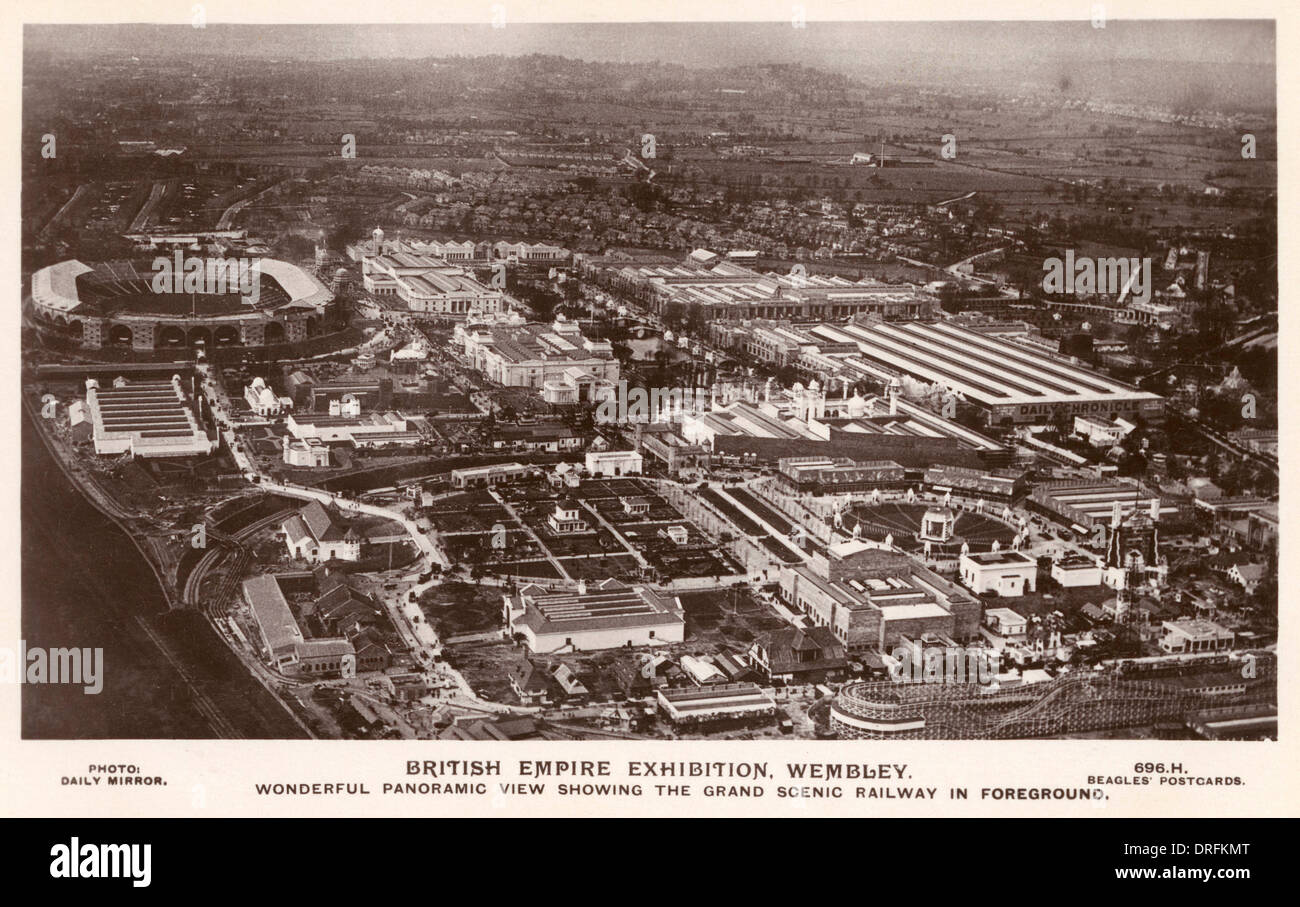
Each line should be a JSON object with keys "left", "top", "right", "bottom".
{"left": 331, "top": 266, "right": 353, "bottom": 294}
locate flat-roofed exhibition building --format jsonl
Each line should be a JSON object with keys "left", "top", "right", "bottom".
{"left": 959, "top": 550, "right": 1038, "bottom": 597}
{"left": 359, "top": 250, "right": 508, "bottom": 317}
{"left": 84, "top": 375, "right": 217, "bottom": 457}
{"left": 457, "top": 318, "right": 619, "bottom": 390}
{"left": 657, "top": 683, "right": 777, "bottom": 725}
{"left": 1030, "top": 480, "right": 1188, "bottom": 531}
{"left": 778, "top": 540, "right": 981, "bottom": 652}
{"left": 30, "top": 258, "right": 334, "bottom": 352}
{"left": 590, "top": 254, "right": 930, "bottom": 322}
{"left": 807, "top": 320, "right": 1164, "bottom": 425}
{"left": 503, "top": 579, "right": 684, "bottom": 653}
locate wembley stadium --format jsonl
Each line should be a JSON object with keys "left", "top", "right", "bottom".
{"left": 29, "top": 258, "right": 336, "bottom": 354}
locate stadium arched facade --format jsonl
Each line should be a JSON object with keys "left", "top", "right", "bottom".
{"left": 30, "top": 258, "right": 335, "bottom": 354}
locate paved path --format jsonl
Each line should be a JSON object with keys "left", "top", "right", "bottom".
{"left": 192, "top": 363, "right": 525, "bottom": 720}
{"left": 490, "top": 488, "right": 571, "bottom": 580}
{"left": 577, "top": 499, "right": 648, "bottom": 569}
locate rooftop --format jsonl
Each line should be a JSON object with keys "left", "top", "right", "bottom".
{"left": 1164, "top": 618, "right": 1234, "bottom": 639}
{"left": 808, "top": 321, "right": 1163, "bottom": 409}
{"left": 964, "top": 550, "right": 1036, "bottom": 566}
{"left": 1055, "top": 555, "right": 1099, "bottom": 570}
{"left": 510, "top": 581, "right": 683, "bottom": 635}
{"left": 475, "top": 321, "right": 611, "bottom": 365}
{"left": 243, "top": 574, "right": 303, "bottom": 656}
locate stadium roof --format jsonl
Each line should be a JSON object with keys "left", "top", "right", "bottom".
{"left": 254, "top": 259, "right": 331, "bottom": 308}
{"left": 31, "top": 260, "right": 94, "bottom": 312}
{"left": 31, "top": 258, "right": 331, "bottom": 317}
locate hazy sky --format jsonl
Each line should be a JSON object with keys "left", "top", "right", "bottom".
{"left": 25, "top": 21, "right": 1275, "bottom": 110}
{"left": 27, "top": 20, "right": 1274, "bottom": 66}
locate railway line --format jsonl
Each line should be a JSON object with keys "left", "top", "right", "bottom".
{"left": 181, "top": 507, "right": 296, "bottom": 606}
{"left": 133, "top": 615, "right": 244, "bottom": 739}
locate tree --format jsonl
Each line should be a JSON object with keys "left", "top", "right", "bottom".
{"left": 511, "top": 280, "right": 561, "bottom": 320}
{"left": 278, "top": 234, "right": 316, "bottom": 261}
{"left": 326, "top": 213, "right": 367, "bottom": 252}
{"left": 661, "top": 300, "right": 686, "bottom": 332}
{"left": 683, "top": 302, "right": 709, "bottom": 337}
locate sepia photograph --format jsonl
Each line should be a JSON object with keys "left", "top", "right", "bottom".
{"left": 16, "top": 11, "right": 1279, "bottom": 753}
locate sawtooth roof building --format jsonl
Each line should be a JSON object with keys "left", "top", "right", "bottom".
{"left": 594, "top": 255, "right": 930, "bottom": 322}
{"left": 503, "top": 579, "right": 684, "bottom": 653}
{"left": 803, "top": 320, "right": 1164, "bottom": 426}
{"left": 83, "top": 375, "right": 217, "bottom": 457}
{"left": 1029, "top": 480, "right": 1190, "bottom": 532}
